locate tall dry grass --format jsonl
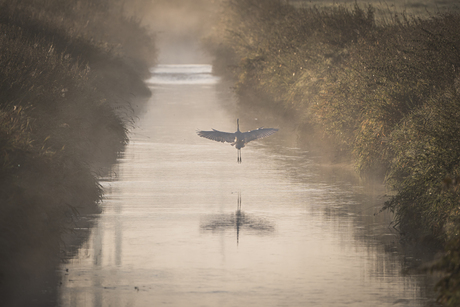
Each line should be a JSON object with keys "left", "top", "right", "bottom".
{"left": 204, "top": 0, "right": 460, "bottom": 304}
{"left": 0, "top": 0, "right": 157, "bottom": 303}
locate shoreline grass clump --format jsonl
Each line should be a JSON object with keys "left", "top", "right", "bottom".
{"left": 203, "top": 0, "right": 460, "bottom": 304}
{"left": 0, "top": 0, "right": 157, "bottom": 303}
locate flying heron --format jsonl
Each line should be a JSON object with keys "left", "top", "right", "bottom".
{"left": 197, "top": 119, "right": 278, "bottom": 163}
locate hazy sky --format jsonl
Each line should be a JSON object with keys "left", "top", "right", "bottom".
{"left": 126, "top": 0, "right": 219, "bottom": 64}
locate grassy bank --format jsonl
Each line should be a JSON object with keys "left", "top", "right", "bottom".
{"left": 0, "top": 0, "right": 156, "bottom": 303}
{"left": 203, "top": 0, "right": 460, "bottom": 304}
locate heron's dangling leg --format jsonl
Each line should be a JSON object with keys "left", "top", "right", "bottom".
{"left": 237, "top": 149, "right": 241, "bottom": 163}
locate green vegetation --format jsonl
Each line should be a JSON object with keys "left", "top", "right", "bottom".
{"left": 0, "top": 0, "right": 156, "bottom": 302}
{"left": 203, "top": 0, "right": 460, "bottom": 304}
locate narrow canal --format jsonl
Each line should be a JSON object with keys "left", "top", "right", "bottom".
{"left": 58, "top": 64, "right": 439, "bottom": 306}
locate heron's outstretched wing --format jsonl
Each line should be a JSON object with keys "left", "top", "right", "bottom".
{"left": 241, "top": 128, "right": 278, "bottom": 143}
{"left": 197, "top": 129, "right": 236, "bottom": 143}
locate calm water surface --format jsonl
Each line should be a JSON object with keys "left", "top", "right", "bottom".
{"left": 58, "top": 65, "right": 439, "bottom": 306}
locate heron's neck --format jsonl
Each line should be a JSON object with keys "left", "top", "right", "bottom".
{"left": 237, "top": 119, "right": 240, "bottom": 132}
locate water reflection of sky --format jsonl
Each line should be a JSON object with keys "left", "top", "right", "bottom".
{"left": 58, "top": 65, "right": 440, "bottom": 307}
{"left": 146, "top": 64, "right": 220, "bottom": 85}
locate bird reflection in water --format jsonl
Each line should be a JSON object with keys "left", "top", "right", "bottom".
{"left": 200, "top": 192, "right": 275, "bottom": 245}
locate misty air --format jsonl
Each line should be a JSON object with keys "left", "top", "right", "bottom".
{"left": 1, "top": 0, "right": 460, "bottom": 306}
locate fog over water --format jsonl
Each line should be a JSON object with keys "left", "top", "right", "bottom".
{"left": 125, "top": 0, "right": 215, "bottom": 64}
{"left": 56, "top": 64, "right": 440, "bottom": 306}
{"left": 53, "top": 1, "right": 444, "bottom": 305}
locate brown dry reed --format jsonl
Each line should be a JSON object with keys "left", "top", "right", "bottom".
{"left": 203, "top": 0, "right": 460, "bottom": 304}
{"left": 0, "top": 0, "right": 157, "bottom": 303}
